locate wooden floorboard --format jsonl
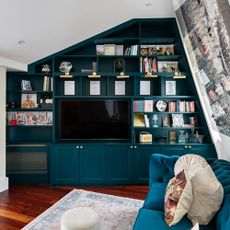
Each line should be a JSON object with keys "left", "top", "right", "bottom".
{"left": 0, "top": 184, "right": 148, "bottom": 229}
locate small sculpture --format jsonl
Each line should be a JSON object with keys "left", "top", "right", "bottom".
{"left": 59, "top": 62, "right": 72, "bottom": 78}
{"left": 41, "top": 64, "right": 51, "bottom": 73}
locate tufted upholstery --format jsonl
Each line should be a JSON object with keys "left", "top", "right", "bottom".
{"left": 134, "top": 154, "right": 230, "bottom": 230}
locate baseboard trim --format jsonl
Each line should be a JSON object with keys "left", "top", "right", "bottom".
{"left": 0, "top": 177, "right": 9, "bottom": 192}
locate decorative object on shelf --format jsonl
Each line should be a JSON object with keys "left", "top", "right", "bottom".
{"left": 114, "top": 58, "right": 125, "bottom": 72}
{"left": 188, "top": 129, "right": 204, "bottom": 143}
{"left": 165, "top": 80, "right": 176, "bottom": 96}
{"left": 157, "top": 61, "right": 179, "bottom": 72}
{"left": 88, "top": 72, "right": 101, "bottom": 78}
{"left": 178, "top": 130, "right": 186, "bottom": 143}
{"left": 139, "top": 131, "right": 152, "bottom": 143}
{"left": 152, "top": 114, "right": 159, "bottom": 127}
{"left": 64, "top": 81, "right": 75, "bottom": 95}
{"left": 21, "top": 93, "right": 37, "bottom": 109}
{"left": 41, "top": 64, "right": 51, "bottom": 73}
{"left": 40, "top": 94, "right": 53, "bottom": 109}
{"left": 21, "top": 80, "right": 32, "bottom": 91}
{"left": 162, "top": 115, "right": 170, "bottom": 127}
{"left": 155, "top": 100, "right": 167, "bottom": 112}
{"left": 115, "top": 81, "right": 125, "bottom": 96}
{"left": 169, "top": 130, "right": 177, "bottom": 142}
{"left": 140, "top": 80, "right": 151, "bottom": 95}
{"left": 189, "top": 116, "right": 196, "bottom": 127}
{"left": 172, "top": 113, "right": 184, "bottom": 127}
{"left": 144, "top": 73, "right": 158, "bottom": 78}
{"left": 59, "top": 62, "right": 72, "bottom": 78}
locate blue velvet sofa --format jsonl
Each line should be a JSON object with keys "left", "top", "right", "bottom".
{"left": 133, "top": 154, "right": 230, "bottom": 230}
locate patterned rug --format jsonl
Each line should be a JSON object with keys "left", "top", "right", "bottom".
{"left": 22, "top": 189, "right": 144, "bottom": 230}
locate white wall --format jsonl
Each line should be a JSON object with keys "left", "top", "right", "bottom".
{"left": 0, "top": 67, "right": 8, "bottom": 192}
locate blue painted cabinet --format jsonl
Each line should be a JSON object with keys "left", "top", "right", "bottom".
{"left": 79, "top": 145, "right": 106, "bottom": 184}
{"left": 133, "top": 145, "right": 161, "bottom": 184}
{"left": 51, "top": 145, "right": 79, "bottom": 185}
{"left": 106, "top": 145, "right": 133, "bottom": 184}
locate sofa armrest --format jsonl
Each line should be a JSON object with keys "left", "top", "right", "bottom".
{"left": 149, "top": 154, "right": 179, "bottom": 186}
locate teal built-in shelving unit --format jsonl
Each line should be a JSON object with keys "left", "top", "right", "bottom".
{"left": 6, "top": 18, "right": 216, "bottom": 185}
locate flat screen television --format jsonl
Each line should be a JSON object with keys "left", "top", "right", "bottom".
{"left": 60, "top": 99, "right": 131, "bottom": 140}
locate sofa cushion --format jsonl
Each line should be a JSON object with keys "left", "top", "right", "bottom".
{"left": 174, "top": 154, "right": 208, "bottom": 179}
{"left": 133, "top": 208, "right": 215, "bottom": 230}
{"left": 188, "top": 165, "right": 224, "bottom": 225}
{"left": 165, "top": 170, "right": 193, "bottom": 226}
{"left": 143, "top": 182, "right": 167, "bottom": 211}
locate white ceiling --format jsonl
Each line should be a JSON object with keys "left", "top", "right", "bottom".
{"left": 0, "top": 0, "right": 174, "bottom": 66}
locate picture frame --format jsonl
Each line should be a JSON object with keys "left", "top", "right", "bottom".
{"left": 172, "top": 114, "right": 184, "bottom": 127}
{"left": 21, "top": 80, "right": 32, "bottom": 91}
{"left": 64, "top": 80, "right": 75, "bottom": 95}
{"left": 165, "top": 80, "right": 176, "bottom": 95}
{"left": 21, "top": 93, "right": 37, "bottom": 109}
{"left": 157, "top": 61, "right": 179, "bottom": 73}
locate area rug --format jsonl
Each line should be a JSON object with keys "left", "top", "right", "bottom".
{"left": 22, "top": 189, "right": 144, "bottom": 230}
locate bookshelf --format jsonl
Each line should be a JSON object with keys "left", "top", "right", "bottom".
{"left": 6, "top": 18, "right": 216, "bottom": 185}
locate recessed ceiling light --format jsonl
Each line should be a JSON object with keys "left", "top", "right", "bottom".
{"left": 145, "top": 2, "right": 152, "bottom": 7}
{"left": 17, "top": 40, "right": 26, "bottom": 45}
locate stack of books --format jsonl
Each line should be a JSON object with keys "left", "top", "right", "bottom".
{"left": 43, "top": 76, "right": 53, "bottom": 91}
{"left": 167, "top": 101, "right": 195, "bottom": 112}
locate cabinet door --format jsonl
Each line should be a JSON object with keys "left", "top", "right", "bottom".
{"left": 106, "top": 145, "right": 132, "bottom": 184}
{"left": 79, "top": 145, "right": 106, "bottom": 184}
{"left": 51, "top": 145, "right": 78, "bottom": 185}
{"left": 134, "top": 145, "right": 161, "bottom": 184}
{"left": 186, "top": 144, "right": 217, "bottom": 158}
{"left": 160, "top": 145, "right": 186, "bottom": 156}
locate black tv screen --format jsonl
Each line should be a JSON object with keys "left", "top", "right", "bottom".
{"left": 60, "top": 99, "right": 131, "bottom": 140}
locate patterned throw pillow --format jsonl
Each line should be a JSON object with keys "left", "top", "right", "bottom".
{"left": 164, "top": 170, "right": 193, "bottom": 226}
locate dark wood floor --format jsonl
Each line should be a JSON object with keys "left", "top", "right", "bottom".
{"left": 0, "top": 184, "right": 148, "bottom": 230}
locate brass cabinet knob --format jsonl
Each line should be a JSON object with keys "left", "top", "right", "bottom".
{"left": 134, "top": 145, "right": 137, "bottom": 149}
{"left": 80, "top": 146, "right": 83, "bottom": 149}
{"left": 130, "top": 146, "right": 133, "bottom": 149}
{"left": 76, "top": 146, "right": 79, "bottom": 149}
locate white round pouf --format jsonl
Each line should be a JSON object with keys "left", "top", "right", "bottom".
{"left": 61, "top": 207, "right": 100, "bottom": 230}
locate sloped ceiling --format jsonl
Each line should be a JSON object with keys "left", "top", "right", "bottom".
{"left": 0, "top": 0, "right": 174, "bottom": 65}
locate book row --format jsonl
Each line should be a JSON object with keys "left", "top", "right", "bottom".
{"left": 140, "top": 58, "right": 179, "bottom": 73}
{"left": 7, "top": 112, "right": 53, "bottom": 126}
{"left": 133, "top": 100, "right": 196, "bottom": 113}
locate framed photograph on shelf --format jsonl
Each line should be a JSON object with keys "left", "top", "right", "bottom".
{"left": 165, "top": 80, "right": 176, "bottom": 95}
{"left": 21, "top": 93, "right": 37, "bottom": 109}
{"left": 157, "top": 61, "right": 179, "bottom": 72}
{"left": 172, "top": 114, "right": 184, "bottom": 127}
{"left": 21, "top": 80, "right": 32, "bottom": 91}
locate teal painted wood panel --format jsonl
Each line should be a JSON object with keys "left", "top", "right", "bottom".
{"left": 106, "top": 145, "right": 132, "bottom": 184}
{"left": 79, "top": 145, "right": 106, "bottom": 184}
{"left": 133, "top": 145, "right": 161, "bottom": 184}
{"left": 52, "top": 145, "right": 78, "bottom": 185}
